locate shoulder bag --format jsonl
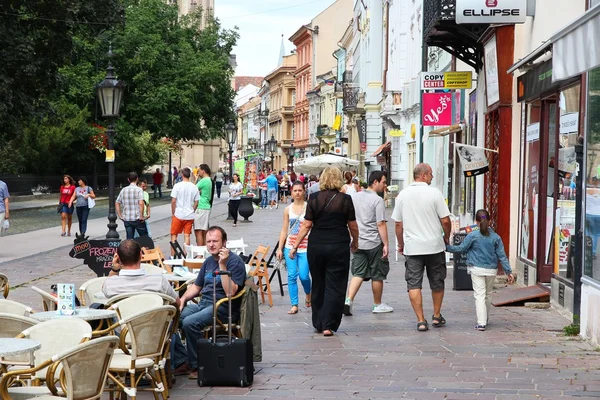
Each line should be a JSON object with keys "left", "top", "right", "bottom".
{"left": 87, "top": 187, "right": 96, "bottom": 209}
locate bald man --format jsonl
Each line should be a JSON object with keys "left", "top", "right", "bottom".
{"left": 392, "top": 163, "right": 452, "bottom": 332}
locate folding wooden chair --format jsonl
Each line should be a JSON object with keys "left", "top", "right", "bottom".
{"left": 247, "top": 245, "right": 273, "bottom": 306}
{"left": 141, "top": 246, "right": 168, "bottom": 272}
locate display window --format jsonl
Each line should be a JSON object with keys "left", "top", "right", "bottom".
{"left": 585, "top": 68, "right": 600, "bottom": 282}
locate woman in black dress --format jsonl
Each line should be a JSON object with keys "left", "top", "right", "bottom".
{"left": 289, "top": 167, "right": 359, "bottom": 336}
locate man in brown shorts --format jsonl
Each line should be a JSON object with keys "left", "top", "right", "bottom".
{"left": 392, "top": 163, "right": 452, "bottom": 332}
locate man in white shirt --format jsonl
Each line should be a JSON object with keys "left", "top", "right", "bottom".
{"left": 392, "top": 163, "right": 452, "bottom": 332}
{"left": 170, "top": 167, "right": 199, "bottom": 255}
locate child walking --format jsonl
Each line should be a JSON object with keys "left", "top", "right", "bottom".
{"left": 446, "top": 209, "right": 515, "bottom": 331}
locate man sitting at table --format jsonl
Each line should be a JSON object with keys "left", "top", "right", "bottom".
{"left": 177, "top": 225, "right": 247, "bottom": 380}
{"left": 102, "top": 240, "right": 189, "bottom": 376}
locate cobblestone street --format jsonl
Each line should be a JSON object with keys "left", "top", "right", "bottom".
{"left": 2, "top": 196, "right": 600, "bottom": 399}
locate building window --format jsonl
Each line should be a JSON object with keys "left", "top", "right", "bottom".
{"left": 408, "top": 142, "right": 416, "bottom": 184}
{"left": 586, "top": 68, "right": 600, "bottom": 282}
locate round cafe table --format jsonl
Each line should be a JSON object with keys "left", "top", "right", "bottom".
{"left": 30, "top": 309, "right": 117, "bottom": 322}
{"left": 0, "top": 338, "right": 41, "bottom": 358}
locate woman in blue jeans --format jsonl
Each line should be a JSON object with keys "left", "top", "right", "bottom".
{"left": 276, "top": 181, "right": 311, "bottom": 314}
{"left": 69, "top": 176, "right": 95, "bottom": 236}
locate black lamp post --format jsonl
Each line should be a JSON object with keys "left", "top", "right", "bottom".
{"left": 268, "top": 134, "right": 277, "bottom": 171}
{"left": 96, "top": 47, "right": 125, "bottom": 240}
{"left": 288, "top": 143, "right": 295, "bottom": 172}
{"left": 226, "top": 120, "right": 237, "bottom": 185}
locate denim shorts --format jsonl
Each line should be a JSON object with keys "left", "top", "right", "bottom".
{"left": 60, "top": 204, "right": 74, "bottom": 214}
{"left": 404, "top": 252, "right": 447, "bottom": 292}
{"left": 267, "top": 189, "right": 277, "bottom": 202}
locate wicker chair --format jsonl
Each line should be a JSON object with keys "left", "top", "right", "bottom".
{"left": 0, "top": 313, "right": 38, "bottom": 339}
{"left": 30, "top": 286, "right": 58, "bottom": 312}
{"left": 0, "top": 273, "right": 9, "bottom": 298}
{"left": 0, "top": 299, "right": 34, "bottom": 316}
{"left": 140, "top": 263, "right": 166, "bottom": 275}
{"left": 105, "top": 291, "right": 175, "bottom": 308}
{"left": 0, "top": 336, "right": 119, "bottom": 400}
{"left": 106, "top": 306, "right": 176, "bottom": 400}
{"left": 77, "top": 277, "right": 107, "bottom": 307}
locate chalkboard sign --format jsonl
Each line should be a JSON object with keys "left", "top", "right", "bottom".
{"left": 452, "top": 233, "right": 473, "bottom": 291}
{"left": 69, "top": 234, "right": 155, "bottom": 277}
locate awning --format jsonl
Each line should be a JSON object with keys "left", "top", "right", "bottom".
{"left": 507, "top": 42, "right": 552, "bottom": 74}
{"left": 372, "top": 142, "right": 391, "bottom": 157}
{"left": 552, "top": 4, "right": 600, "bottom": 81}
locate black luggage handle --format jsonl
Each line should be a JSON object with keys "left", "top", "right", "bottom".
{"left": 213, "top": 270, "right": 232, "bottom": 277}
{"left": 212, "top": 269, "right": 233, "bottom": 345}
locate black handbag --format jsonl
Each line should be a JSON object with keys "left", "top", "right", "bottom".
{"left": 57, "top": 203, "right": 63, "bottom": 213}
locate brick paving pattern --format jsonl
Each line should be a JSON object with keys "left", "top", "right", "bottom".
{"left": 2, "top": 194, "right": 600, "bottom": 399}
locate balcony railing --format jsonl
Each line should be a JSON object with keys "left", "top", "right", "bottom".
{"left": 424, "top": 0, "right": 456, "bottom": 36}
{"left": 343, "top": 86, "right": 360, "bottom": 111}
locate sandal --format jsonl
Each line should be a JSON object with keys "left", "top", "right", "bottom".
{"left": 287, "top": 306, "right": 299, "bottom": 314}
{"left": 417, "top": 321, "right": 429, "bottom": 332}
{"left": 323, "top": 329, "right": 334, "bottom": 337}
{"left": 432, "top": 314, "right": 446, "bottom": 328}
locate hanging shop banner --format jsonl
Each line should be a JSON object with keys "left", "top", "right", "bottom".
{"left": 455, "top": 143, "right": 489, "bottom": 177}
{"left": 456, "top": 0, "right": 527, "bottom": 24}
{"left": 420, "top": 71, "right": 472, "bottom": 90}
{"left": 356, "top": 118, "right": 367, "bottom": 151}
{"left": 422, "top": 93, "right": 453, "bottom": 126}
{"left": 558, "top": 147, "right": 577, "bottom": 178}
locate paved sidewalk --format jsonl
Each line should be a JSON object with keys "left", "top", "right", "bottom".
{"left": 4, "top": 200, "right": 600, "bottom": 399}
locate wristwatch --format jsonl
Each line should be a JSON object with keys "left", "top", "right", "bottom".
{"left": 111, "top": 267, "right": 121, "bottom": 273}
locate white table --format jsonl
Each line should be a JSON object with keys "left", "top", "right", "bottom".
{"left": 31, "top": 309, "right": 117, "bottom": 322}
{"left": 164, "top": 273, "right": 198, "bottom": 282}
{"left": 0, "top": 338, "right": 41, "bottom": 358}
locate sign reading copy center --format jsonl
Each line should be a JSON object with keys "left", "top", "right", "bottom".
{"left": 422, "top": 93, "right": 453, "bottom": 126}
{"left": 421, "top": 72, "right": 472, "bottom": 90}
{"left": 456, "top": 0, "right": 527, "bottom": 24}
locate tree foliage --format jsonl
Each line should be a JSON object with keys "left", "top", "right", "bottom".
{"left": 0, "top": 0, "right": 238, "bottom": 175}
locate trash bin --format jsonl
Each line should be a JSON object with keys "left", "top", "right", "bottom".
{"left": 452, "top": 233, "right": 473, "bottom": 291}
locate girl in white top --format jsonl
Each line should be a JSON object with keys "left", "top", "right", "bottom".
{"left": 228, "top": 173, "right": 244, "bottom": 227}
{"left": 277, "top": 181, "right": 312, "bottom": 314}
{"left": 341, "top": 171, "right": 358, "bottom": 194}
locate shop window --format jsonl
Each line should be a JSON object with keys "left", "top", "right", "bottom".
{"left": 520, "top": 100, "right": 541, "bottom": 263}
{"left": 408, "top": 142, "right": 416, "bottom": 184}
{"left": 585, "top": 68, "right": 600, "bottom": 282}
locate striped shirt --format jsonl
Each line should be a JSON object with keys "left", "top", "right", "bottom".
{"left": 285, "top": 204, "right": 308, "bottom": 252}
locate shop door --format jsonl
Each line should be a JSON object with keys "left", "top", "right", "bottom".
{"left": 536, "top": 100, "right": 557, "bottom": 283}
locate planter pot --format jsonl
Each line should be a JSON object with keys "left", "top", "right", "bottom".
{"left": 238, "top": 196, "right": 255, "bottom": 222}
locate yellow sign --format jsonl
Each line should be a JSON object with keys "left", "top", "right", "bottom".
{"left": 105, "top": 150, "right": 115, "bottom": 163}
{"left": 410, "top": 124, "right": 417, "bottom": 140}
{"left": 444, "top": 71, "right": 472, "bottom": 89}
{"left": 389, "top": 129, "right": 404, "bottom": 137}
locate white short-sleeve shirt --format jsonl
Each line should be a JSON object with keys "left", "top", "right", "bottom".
{"left": 171, "top": 181, "right": 200, "bottom": 220}
{"left": 391, "top": 182, "right": 450, "bottom": 256}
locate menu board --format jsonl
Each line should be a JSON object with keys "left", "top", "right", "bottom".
{"left": 57, "top": 283, "right": 76, "bottom": 315}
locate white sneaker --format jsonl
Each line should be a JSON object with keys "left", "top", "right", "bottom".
{"left": 343, "top": 299, "right": 353, "bottom": 316}
{"left": 372, "top": 303, "right": 393, "bottom": 313}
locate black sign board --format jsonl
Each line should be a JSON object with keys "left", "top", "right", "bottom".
{"left": 452, "top": 233, "right": 473, "bottom": 291}
{"left": 356, "top": 119, "right": 367, "bottom": 144}
{"left": 517, "top": 59, "right": 579, "bottom": 102}
{"left": 558, "top": 282, "right": 565, "bottom": 307}
{"left": 69, "top": 235, "right": 155, "bottom": 277}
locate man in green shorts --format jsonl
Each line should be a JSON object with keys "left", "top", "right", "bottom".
{"left": 343, "top": 170, "right": 392, "bottom": 315}
{"left": 194, "top": 164, "right": 215, "bottom": 246}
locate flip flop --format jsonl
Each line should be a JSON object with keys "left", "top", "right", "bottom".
{"left": 287, "top": 306, "right": 299, "bottom": 314}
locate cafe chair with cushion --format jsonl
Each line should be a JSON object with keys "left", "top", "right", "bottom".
{"left": 106, "top": 305, "right": 176, "bottom": 400}
{"left": 0, "top": 299, "right": 34, "bottom": 317}
{"left": 77, "top": 277, "right": 107, "bottom": 307}
{"left": 247, "top": 244, "right": 273, "bottom": 307}
{"left": 0, "top": 336, "right": 119, "bottom": 400}
{"left": 30, "top": 286, "right": 58, "bottom": 312}
{"left": 0, "top": 273, "right": 9, "bottom": 298}
{"left": 140, "top": 263, "right": 166, "bottom": 276}
{"left": 1, "top": 319, "right": 93, "bottom": 399}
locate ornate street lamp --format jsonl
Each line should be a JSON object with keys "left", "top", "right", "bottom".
{"left": 226, "top": 120, "right": 237, "bottom": 185}
{"left": 288, "top": 143, "right": 296, "bottom": 172}
{"left": 268, "top": 134, "right": 277, "bottom": 170}
{"left": 96, "top": 46, "right": 125, "bottom": 239}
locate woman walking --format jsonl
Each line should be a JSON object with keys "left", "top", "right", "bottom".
{"left": 69, "top": 177, "right": 96, "bottom": 236}
{"left": 446, "top": 209, "right": 515, "bottom": 331}
{"left": 228, "top": 173, "right": 243, "bottom": 227}
{"left": 289, "top": 167, "right": 358, "bottom": 336}
{"left": 341, "top": 171, "right": 359, "bottom": 194}
{"left": 214, "top": 168, "right": 224, "bottom": 198}
{"left": 277, "top": 181, "right": 312, "bottom": 315}
{"left": 58, "top": 175, "right": 76, "bottom": 236}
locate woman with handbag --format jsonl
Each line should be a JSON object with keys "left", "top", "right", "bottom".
{"left": 289, "top": 167, "right": 359, "bottom": 336}
{"left": 58, "top": 175, "right": 76, "bottom": 237}
{"left": 276, "top": 181, "right": 312, "bottom": 315}
{"left": 69, "top": 176, "right": 96, "bottom": 236}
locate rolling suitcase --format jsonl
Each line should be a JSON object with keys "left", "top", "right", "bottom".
{"left": 197, "top": 270, "right": 254, "bottom": 387}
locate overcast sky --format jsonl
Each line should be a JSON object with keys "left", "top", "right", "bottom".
{"left": 215, "top": 0, "right": 336, "bottom": 77}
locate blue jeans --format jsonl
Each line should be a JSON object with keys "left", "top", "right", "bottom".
{"left": 170, "top": 333, "right": 188, "bottom": 369}
{"left": 134, "top": 220, "right": 152, "bottom": 238}
{"left": 179, "top": 298, "right": 233, "bottom": 369}
{"left": 76, "top": 206, "right": 90, "bottom": 235}
{"left": 260, "top": 189, "right": 268, "bottom": 208}
{"left": 153, "top": 184, "right": 162, "bottom": 198}
{"left": 284, "top": 248, "right": 311, "bottom": 306}
{"left": 124, "top": 220, "right": 148, "bottom": 240}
